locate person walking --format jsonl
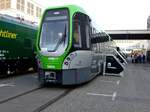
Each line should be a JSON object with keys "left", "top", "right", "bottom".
{"left": 138, "top": 53, "right": 142, "bottom": 63}
{"left": 141, "top": 52, "right": 146, "bottom": 63}
{"left": 134, "top": 53, "right": 138, "bottom": 63}
{"left": 131, "top": 53, "right": 134, "bottom": 63}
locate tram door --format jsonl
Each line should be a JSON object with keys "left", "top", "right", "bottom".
{"left": 73, "top": 12, "right": 99, "bottom": 75}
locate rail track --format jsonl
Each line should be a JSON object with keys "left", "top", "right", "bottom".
{"left": 33, "top": 89, "right": 73, "bottom": 112}
{"left": 0, "top": 83, "right": 75, "bottom": 112}
{"left": 0, "top": 87, "right": 42, "bottom": 104}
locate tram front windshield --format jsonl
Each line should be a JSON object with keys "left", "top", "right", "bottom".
{"left": 40, "top": 9, "right": 69, "bottom": 56}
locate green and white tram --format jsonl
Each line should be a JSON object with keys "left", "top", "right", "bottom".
{"left": 36, "top": 5, "right": 126, "bottom": 85}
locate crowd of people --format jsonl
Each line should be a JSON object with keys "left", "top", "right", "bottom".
{"left": 131, "top": 51, "right": 146, "bottom": 63}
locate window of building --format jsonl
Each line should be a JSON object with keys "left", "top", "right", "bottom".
{"left": 16, "top": 0, "right": 25, "bottom": 12}
{"left": 0, "top": 0, "right": 5, "bottom": 9}
{"left": 31, "top": 4, "right": 34, "bottom": 16}
{"left": 27, "top": 2, "right": 34, "bottom": 16}
{"left": 0, "top": 0, "right": 11, "bottom": 10}
{"left": 36, "top": 7, "right": 41, "bottom": 17}
{"left": 6, "top": 0, "right": 11, "bottom": 8}
{"left": 27, "top": 2, "right": 30, "bottom": 14}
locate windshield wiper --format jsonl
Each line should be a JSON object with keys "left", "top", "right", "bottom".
{"left": 48, "top": 24, "right": 67, "bottom": 52}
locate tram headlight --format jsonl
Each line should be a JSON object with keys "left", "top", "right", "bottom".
{"left": 64, "top": 61, "right": 69, "bottom": 65}
{"left": 63, "top": 52, "right": 77, "bottom": 66}
{"left": 66, "top": 57, "right": 70, "bottom": 61}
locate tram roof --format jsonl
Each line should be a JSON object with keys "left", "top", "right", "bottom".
{"left": 44, "top": 5, "right": 87, "bottom": 16}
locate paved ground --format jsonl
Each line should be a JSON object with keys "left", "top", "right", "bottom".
{"left": 0, "top": 63, "right": 150, "bottom": 112}
{"left": 0, "top": 73, "right": 69, "bottom": 112}
{"left": 42, "top": 63, "right": 150, "bottom": 112}
{"left": 0, "top": 73, "right": 39, "bottom": 101}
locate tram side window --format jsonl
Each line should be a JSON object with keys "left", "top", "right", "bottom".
{"left": 80, "top": 15, "right": 91, "bottom": 50}
{"left": 73, "top": 12, "right": 91, "bottom": 50}
{"left": 73, "top": 21, "right": 82, "bottom": 48}
{"left": 86, "top": 24, "right": 90, "bottom": 49}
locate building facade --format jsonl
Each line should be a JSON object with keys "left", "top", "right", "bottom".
{"left": 0, "top": 0, "right": 43, "bottom": 24}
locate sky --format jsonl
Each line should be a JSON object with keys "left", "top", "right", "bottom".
{"left": 36, "top": 0, "right": 150, "bottom": 30}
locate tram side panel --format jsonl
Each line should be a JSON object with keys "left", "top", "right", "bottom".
{"left": 62, "top": 51, "right": 93, "bottom": 85}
